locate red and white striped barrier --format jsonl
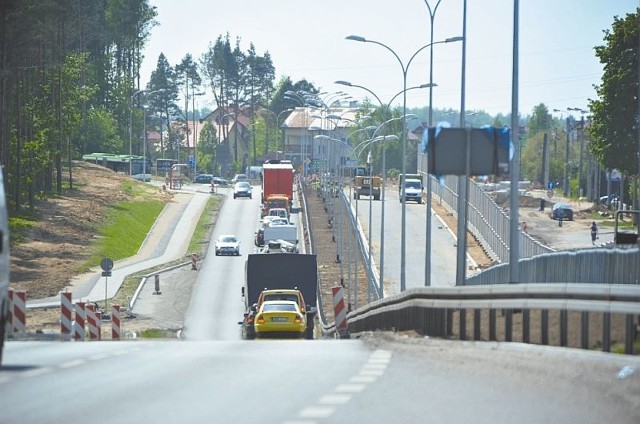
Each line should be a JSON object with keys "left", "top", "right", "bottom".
{"left": 332, "top": 286, "right": 348, "bottom": 334}
{"left": 86, "top": 303, "right": 99, "bottom": 340}
{"left": 6, "top": 288, "right": 13, "bottom": 336}
{"left": 12, "top": 290, "right": 26, "bottom": 334}
{"left": 74, "top": 302, "right": 86, "bottom": 341}
{"left": 111, "top": 305, "right": 121, "bottom": 340}
{"left": 60, "top": 292, "right": 72, "bottom": 339}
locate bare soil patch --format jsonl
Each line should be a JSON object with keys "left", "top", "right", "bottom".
{"left": 11, "top": 161, "right": 171, "bottom": 299}
{"left": 10, "top": 161, "right": 172, "bottom": 334}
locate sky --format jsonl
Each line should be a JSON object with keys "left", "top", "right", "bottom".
{"left": 140, "top": 0, "right": 639, "bottom": 120}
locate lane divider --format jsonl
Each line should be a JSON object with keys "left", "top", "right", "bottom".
{"left": 285, "top": 349, "right": 392, "bottom": 424}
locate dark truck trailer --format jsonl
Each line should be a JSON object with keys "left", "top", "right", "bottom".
{"left": 240, "top": 253, "right": 318, "bottom": 339}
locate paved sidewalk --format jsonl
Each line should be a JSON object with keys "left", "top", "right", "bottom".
{"left": 27, "top": 189, "right": 210, "bottom": 308}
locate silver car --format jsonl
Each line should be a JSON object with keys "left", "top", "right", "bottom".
{"left": 233, "top": 182, "right": 252, "bottom": 199}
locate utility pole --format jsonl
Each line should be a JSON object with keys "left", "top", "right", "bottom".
{"left": 542, "top": 132, "right": 549, "bottom": 188}
{"left": 578, "top": 115, "right": 585, "bottom": 198}
{"left": 564, "top": 117, "right": 570, "bottom": 196}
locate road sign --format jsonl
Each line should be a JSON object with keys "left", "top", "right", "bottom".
{"left": 100, "top": 257, "right": 114, "bottom": 272}
{"left": 423, "top": 126, "right": 512, "bottom": 176}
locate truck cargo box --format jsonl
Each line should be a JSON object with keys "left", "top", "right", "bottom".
{"left": 244, "top": 253, "right": 318, "bottom": 310}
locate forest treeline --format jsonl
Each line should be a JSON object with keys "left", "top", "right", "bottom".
{"left": 1, "top": 0, "right": 156, "bottom": 212}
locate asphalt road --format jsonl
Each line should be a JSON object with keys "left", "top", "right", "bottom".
{"left": 182, "top": 186, "right": 262, "bottom": 341}
{"left": 2, "top": 182, "right": 640, "bottom": 423}
{"left": 2, "top": 335, "right": 639, "bottom": 424}
{"left": 351, "top": 188, "right": 460, "bottom": 295}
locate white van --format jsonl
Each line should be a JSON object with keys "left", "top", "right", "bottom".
{"left": 399, "top": 178, "right": 424, "bottom": 203}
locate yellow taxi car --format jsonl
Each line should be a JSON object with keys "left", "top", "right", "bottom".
{"left": 257, "top": 289, "right": 306, "bottom": 315}
{"left": 253, "top": 300, "right": 306, "bottom": 338}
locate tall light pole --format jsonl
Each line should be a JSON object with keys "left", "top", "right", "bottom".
{"left": 423, "top": 0, "right": 447, "bottom": 287}
{"left": 509, "top": 0, "right": 521, "bottom": 284}
{"left": 424, "top": 0, "right": 442, "bottom": 127}
{"left": 130, "top": 89, "right": 147, "bottom": 175}
{"left": 131, "top": 89, "right": 165, "bottom": 175}
{"left": 354, "top": 133, "right": 400, "bottom": 298}
{"left": 346, "top": 34, "right": 463, "bottom": 291}
{"left": 218, "top": 112, "right": 235, "bottom": 176}
{"left": 568, "top": 107, "right": 588, "bottom": 198}
{"left": 143, "top": 105, "right": 148, "bottom": 176}
{"left": 553, "top": 108, "right": 575, "bottom": 197}
{"left": 192, "top": 92, "right": 205, "bottom": 176}
{"left": 285, "top": 92, "right": 310, "bottom": 177}
{"left": 262, "top": 108, "right": 294, "bottom": 157}
{"left": 455, "top": 0, "right": 469, "bottom": 286}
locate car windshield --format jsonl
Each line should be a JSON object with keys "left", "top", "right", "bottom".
{"left": 406, "top": 181, "right": 421, "bottom": 189}
{"left": 220, "top": 236, "right": 237, "bottom": 243}
{"left": 267, "top": 199, "right": 287, "bottom": 208}
{"left": 263, "top": 294, "right": 299, "bottom": 303}
{"left": 262, "top": 303, "right": 297, "bottom": 312}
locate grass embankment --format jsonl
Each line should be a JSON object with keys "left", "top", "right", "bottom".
{"left": 109, "top": 193, "right": 221, "bottom": 309}
{"left": 85, "top": 200, "right": 165, "bottom": 268}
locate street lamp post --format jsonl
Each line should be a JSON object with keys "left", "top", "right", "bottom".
{"left": 130, "top": 89, "right": 147, "bottom": 175}
{"left": 262, "top": 108, "right": 294, "bottom": 157}
{"left": 131, "top": 89, "right": 165, "bottom": 175}
{"left": 568, "top": 107, "right": 588, "bottom": 198}
{"left": 359, "top": 134, "right": 399, "bottom": 299}
{"left": 216, "top": 112, "right": 235, "bottom": 175}
{"left": 284, "top": 92, "right": 311, "bottom": 177}
{"left": 191, "top": 92, "right": 205, "bottom": 176}
{"left": 337, "top": 78, "right": 434, "bottom": 291}
{"left": 143, "top": 105, "right": 148, "bottom": 176}
{"left": 346, "top": 34, "right": 463, "bottom": 291}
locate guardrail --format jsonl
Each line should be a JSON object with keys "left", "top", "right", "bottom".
{"left": 302, "top": 178, "right": 383, "bottom": 336}
{"left": 466, "top": 247, "right": 640, "bottom": 285}
{"left": 420, "top": 167, "right": 555, "bottom": 263}
{"left": 347, "top": 283, "right": 640, "bottom": 354}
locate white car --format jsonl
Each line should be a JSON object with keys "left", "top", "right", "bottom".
{"left": 215, "top": 234, "right": 240, "bottom": 256}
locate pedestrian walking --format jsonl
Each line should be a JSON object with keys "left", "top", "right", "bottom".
{"left": 590, "top": 221, "right": 598, "bottom": 245}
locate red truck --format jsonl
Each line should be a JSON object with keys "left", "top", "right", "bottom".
{"left": 262, "top": 160, "right": 294, "bottom": 214}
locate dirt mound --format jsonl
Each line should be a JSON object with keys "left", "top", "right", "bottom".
{"left": 10, "top": 161, "right": 171, "bottom": 299}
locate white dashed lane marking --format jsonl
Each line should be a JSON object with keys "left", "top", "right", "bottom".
{"left": 21, "top": 367, "right": 53, "bottom": 378}
{"left": 335, "top": 383, "right": 366, "bottom": 393}
{"left": 298, "top": 406, "right": 336, "bottom": 419}
{"left": 288, "top": 349, "right": 392, "bottom": 423}
{"left": 59, "top": 359, "right": 86, "bottom": 369}
{"left": 317, "top": 394, "right": 352, "bottom": 405}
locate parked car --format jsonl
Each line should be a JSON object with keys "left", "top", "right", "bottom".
{"left": 132, "top": 173, "right": 152, "bottom": 182}
{"left": 233, "top": 181, "right": 252, "bottom": 199}
{"left": 231, "top": 173, "right": 249, "bottom": 184}
{"left": 193, "top": 174, "right": 213, "bottom": 184}
{"left": 214, "top": 234, "right": 240, "bottom": 256}
{"left": 212, "top": 176, "right": 229, "bottom": 186}
{"left": 551, "top": 202, "right": 573, "bottom": 221}
{"left": 598, "top": 194, "right": 619, "bottom": 209}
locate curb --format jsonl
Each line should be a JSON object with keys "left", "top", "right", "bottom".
{"left": 128, "top": 261, "right": 191, "bottom": 310}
